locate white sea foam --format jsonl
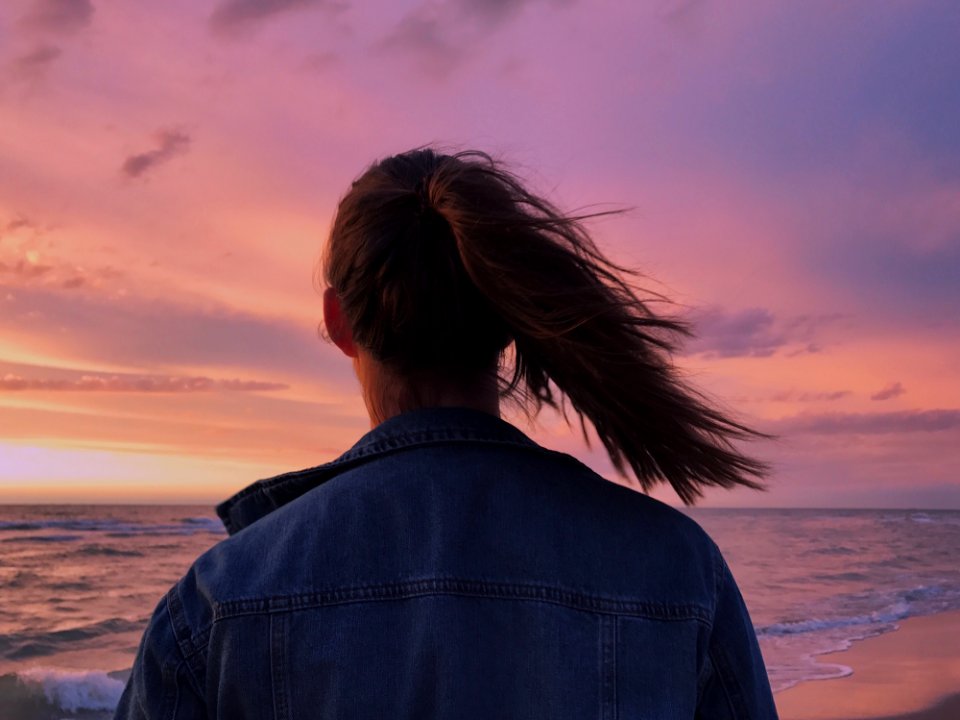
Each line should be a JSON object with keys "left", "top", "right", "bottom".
{"left": 17, "top": 667, "right": 125, "bottom": 712}
{"left": 760, "top": 599, "right": 911, "bottom": 637}
{"left": 178, "top": 517, "right": 224, "bottom": 531}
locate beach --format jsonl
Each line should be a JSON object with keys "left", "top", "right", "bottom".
{"left": 776, "top": 610, "right": 960, "bottom": 720}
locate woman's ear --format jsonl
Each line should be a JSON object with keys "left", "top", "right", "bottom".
{"left": 323, "top": 287, "right": 359, "bottom": 358}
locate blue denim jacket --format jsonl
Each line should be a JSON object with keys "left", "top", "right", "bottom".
{"left": 115, "top": 406, "right": 777, "bottom": 719}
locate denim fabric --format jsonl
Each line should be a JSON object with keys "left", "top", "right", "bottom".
{"left": 115, "top": 406, "right": 778, "bottom": 719}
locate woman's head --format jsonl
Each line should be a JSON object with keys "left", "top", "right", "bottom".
{"left": 321, "top": 147, "right": 776, "bottom": 504}
{"left": 323, "top": 149, "right": 511, "bottom": 379}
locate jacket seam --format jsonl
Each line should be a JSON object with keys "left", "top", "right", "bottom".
{"left": 168, "top": 658, "right": 184, "bottom": 720}
{"left": 712, "top": 541, "right": 725, "bottom": 616}
{"left": 208, "top": 578, "right": 713, "bottom": 624}
{"left": 165, "top": 584, "right": 208, "bottom": 687}
{"left": 708, "top": 643, "right": 745, "bottom": 719}
{"left": 599, "top": 614, "right": 618, "bottom": 720}
{"left": 270, "top": 613, "right": 290, "bottom": 720}
{"left": 707, "top": 560, "right": 749, "bottom": 719}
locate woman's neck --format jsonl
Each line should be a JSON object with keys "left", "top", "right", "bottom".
{"left": 355, "top": 353, "right": 501, "bottom": 427}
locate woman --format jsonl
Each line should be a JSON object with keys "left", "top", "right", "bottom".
{"left": 116, "top": 148, "right": 779, "bottom": 719}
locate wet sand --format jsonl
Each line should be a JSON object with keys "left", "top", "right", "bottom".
{"left": 775, "top": 610, "right": 960, "bottom": 720}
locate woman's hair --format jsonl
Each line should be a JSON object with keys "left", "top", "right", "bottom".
{"left": 322, "top": 147, "right": 776, "bottom": 504}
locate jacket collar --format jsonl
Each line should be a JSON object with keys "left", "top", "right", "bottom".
{"left": 215, "top": 406, "right": 539, "bottom": 536}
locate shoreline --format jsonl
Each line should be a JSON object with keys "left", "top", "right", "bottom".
{"left": 775, "top": 609, "right": 960, "bottom": 720}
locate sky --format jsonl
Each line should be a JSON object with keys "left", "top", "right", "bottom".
{"left": 0, "top": 0, "right": 958, "bottom": 507}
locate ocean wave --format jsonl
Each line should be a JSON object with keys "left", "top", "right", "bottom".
{"left": 767, "top": 659, "right": 853, "bottom": 694}
{"left": 5, "top": 570, "right": 41, "bottom": 589}
{"left": 0, "top": 618, "right": 144, "bottom": 661}
{"left": 74, "top": 545, "right": 144, "bottom": 557}
{"left": 179, "top": 517, "right": 223, "bottom": 530}
{"left": 0, "top": 668, "right": 125, "bottom": 718}
{"left": 879, "top": 511, "right": 960, "bottom": 526}
{"left": 810, "top": 571, "right": 870, "bottom": 583}
{"left": 758, "top": 582, "right": 960, "bottom": 639}
{"left": 0, "top": 517, "right": 224, "bottom": 537}
{"left": 806, "top": 545, "right": 857, "bottom": 556}
{"left": 758, "top": 604, "right": 909, "bottom": 637}
{"left": 1, "top": 534, "right": 84, "bottom": 543}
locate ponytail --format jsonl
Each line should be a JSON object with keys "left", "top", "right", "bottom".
{"left": 324, "top": 148, "right": 776, "bottom": 504}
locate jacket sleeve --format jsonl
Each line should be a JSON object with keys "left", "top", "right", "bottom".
{"left": 695, "top": 547, "right": 779, "bottom": 719}
{"left": 114, "top": 592, "right": 206, "bottom": 720}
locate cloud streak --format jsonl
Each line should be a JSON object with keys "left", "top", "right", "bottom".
{"left": 209, "top": 0, "right": 334, "bottom": 36}
{"left": 0, "top": 259, "right": 54, "bottom": 280}
{"left": 121, "top": 128, "right": 191, "bottom": 179}
{"left": 0, "top": 373, "right": 287, "bottom": 393}
{"left": 770, "top": 389, "right": 852, "bottom": 402}
{"left": 682, "top": 306, "right": 843, "bottom": 359}
{"left": 0, "top": 244, "right": 122, "bottom": 291}
{"left": 12, "top": 44, "right": 62, "bottom": 71}
{"left": 1, "top": 284, "right": 355, "bottom": 386}
{"left": 20, "top": 0, "right": 95, "bottom": 34}
{"left": 378, "top": 0, "right": 558, "bottom": 73}
{"left": 871, "top": 381, "right": 906, "bottom": 401}
{"left": 378, "top": 12, "right": 462, "bottom": 74}
{"left": 774, "top": 409, "right": 960, "bottom": 435}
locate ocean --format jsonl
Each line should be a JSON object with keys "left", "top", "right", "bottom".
{"left": 1, "top": 505, "right": 958, "bottom": 719}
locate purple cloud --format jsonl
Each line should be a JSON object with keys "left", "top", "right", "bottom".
{"left": 380, "top": 0, "right": 560, "bottom": 72}
{"left": 457, "top": 0, "right": 530, "bottom": 24}
{"left": 209, "top": 0, "right": 336, "bottom": 36}
{"left": 121, "top": 128, "right": 191, "bottom": 179}
{"left": 378, "top": 12, "right": 462, "bottom": 74}
{"left": 774, "top": 409, "right": 960, "bottom": 435}
{"left": 0, "top": 373, "right": 287, "bottom": 393}
{"left": 20, "top": 0, "right": 94, "bottom": 34}
{"left": 10, "top": 44, "right": 62, "bottom": 77}
{"left": 871, "top": 381, "right": 906, "bottom": 401}
{"left": 682, "top": 306, "right": 843, "bottom": 359}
